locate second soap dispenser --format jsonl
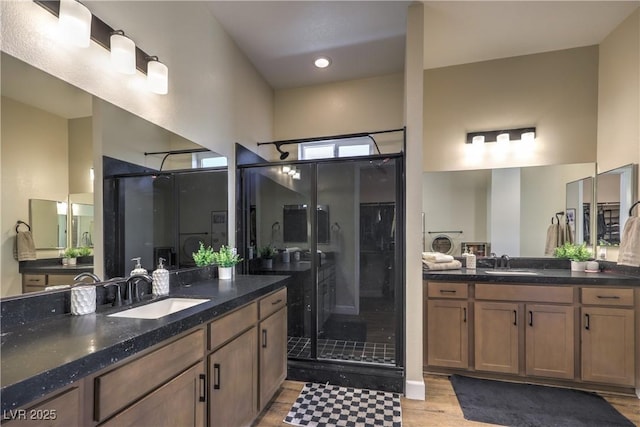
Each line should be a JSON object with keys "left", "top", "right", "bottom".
{"left": 152, "top": 257, "right": 170, "bottom": 296}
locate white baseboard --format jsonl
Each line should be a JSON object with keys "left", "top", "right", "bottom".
{"left": 404, "top": 379, "right": 426, "bottom": 400}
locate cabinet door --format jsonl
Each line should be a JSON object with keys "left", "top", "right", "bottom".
{"left": 426, "top": 300, "right": 468, "bottom": 368}
{"left": 259, "top": 307, "right": 288, "bottom": 410}
{"left": 582, "top": 307, "right": 635, "bottom": 386}
{"left": 525, "top": 305, "right": 574, "bottom": 379}
{"left": 100, "top": 362, "right": 206, "bottom": 427}
{"left": 209, "top": 327, "right": 258, "bottom": 427}
{"left": 5, "top": 386, "right": 82, "bottom": 427}
{"left": 475, "top": 302, "right": 519, "bottom": 374}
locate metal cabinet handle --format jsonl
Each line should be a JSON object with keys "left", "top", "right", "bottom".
{"left": 596, "top": 295, "right": 620, "bottom": 299}
{"left": 463, "top": 307, "right": 467, "bottom": 323}
{"left": 213, "top": 363, "right": 221, "bottom": 390}
{"left": 528, "top": 311, "right": 533, "bottom": 327}
{"left": 272, "top": 299, "right": 283, "bottom": 305}
{"left": 199, "top": 374, "right": 206, "bottom": 402}
{"left": 440, "top": 290, "right": 456, "bottom": 294}
{"left": 585, "top": 313, "right": 590, "bottom": 330}
{"left": 262, "top": 329, "right": 268, "bottom": 348}
{"left": 513, "top": 310, "right": 517, "bottom": 326}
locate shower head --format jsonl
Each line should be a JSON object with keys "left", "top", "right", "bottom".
{"left": 275, "top": 142, "right": 290, "bottom": 160}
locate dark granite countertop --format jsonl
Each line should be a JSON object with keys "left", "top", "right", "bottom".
{"left": 0, "top": 274, "right": 290, "bottom": 412}
{"left": 423, "top": 267, "right": 640, "bottom": 286}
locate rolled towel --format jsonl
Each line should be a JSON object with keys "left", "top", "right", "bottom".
{"left": 617, "top": 217, "right": 640, "bottom": 267}
{"left": 544, "top": 223, "right": 559, "bottom": 255}
{"left": 13, "top": 231, "right": 36, "bottom": 261}
{"left": 422, "top": 259, "right": 462, "bottom": 271}
{"left": 422, "top": 251, "right": 454, "bottom": 263}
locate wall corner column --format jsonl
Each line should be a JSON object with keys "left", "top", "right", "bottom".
{"left": 404, "top": 1, "right": 425, "bottom": 400}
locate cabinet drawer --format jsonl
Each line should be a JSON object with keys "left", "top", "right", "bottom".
{"left": 259, "top": 288, "right": 287, "bottom": 319}
{"left": 209, "top": 302, "right": 257, "bottom": 350}
{"left": 582, "top": 288, "right": 634, "bottom": 307}
{"left": 95, "top": 329, "right": 204, "bottom": 422}
{"left": 427, "top": 282, "right": 468, "bottom": 299}
{"left": 475, "top": 284, "right": 573, "bottom": 304}
{"left": 47, "top": 274, "right": 75, "bottom": 286}
{"left": 23, "top": 274, "right": 46, "bottom": 286}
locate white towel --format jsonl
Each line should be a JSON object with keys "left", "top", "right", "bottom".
{"left": 13, "top": 231, "right": 36, "bottom": 261}
{"left": 422, "top": 259, "right": 462, "bottom": 271}
{"left": 617, "top": 217, "right": 640, "bottom": 267}
{"left": 422, "top": 251, "right": 454, "bottom": 263}
{"left": 544, "top": 223, "right": 559, "bottom": 255}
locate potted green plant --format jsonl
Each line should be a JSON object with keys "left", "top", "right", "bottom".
{"left": 553, "top": 242, "right": 592, "bottom": 271}
{"left": 212, "top": 245, "right": 242, "bottom": 280}
{"left": 259, "top": 246, "right": 276, "bottom": 269}
{"left": 77, "top": 246, "right": 93, "bottom": 264}
{"left": 192, "top": 242, "right": 215, "bottom": 267}
{"left": 62, "top": 247, "right": 79, "bottom": 266}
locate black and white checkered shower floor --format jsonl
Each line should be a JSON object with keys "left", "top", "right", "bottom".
{"left": 287, "top": 336, "right": 396, "bottom": 365}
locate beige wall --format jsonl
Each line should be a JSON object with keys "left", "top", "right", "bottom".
{"left": 1, "top": 97, "right": 70, "bottom": 296}
{"left": 68, "top": 117, "right": 93, "bottom": 195}
{"left": 597, "top": 9, "right": 640, "bottom": 179}
{"left": 271, "top": 73, "right": 404, "bottom": 160}
{"left": 424, "top": 46, "right": 599, "bottom": 172}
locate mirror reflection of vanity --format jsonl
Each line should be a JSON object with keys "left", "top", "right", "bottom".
{"left": 422, "top": 162, "right": 596, "bottom": 257}
{"left": 1, "top": 52, "right": 228, "bottom": 297}
{"left": 596, "top": 163, "right": 638, "bottom": 247}
{"left": 565, "top": 176, "right": 594, "bottom": 246}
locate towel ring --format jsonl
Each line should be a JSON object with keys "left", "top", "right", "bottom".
{"left": 15, "top": 220, "right": 31, "bottom": 233}
{"left": 629, "top": 201, "right": 640, "bottom": 217}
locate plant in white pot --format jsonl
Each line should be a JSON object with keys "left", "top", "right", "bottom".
{"left": 62, "top": 247, "right": 79, "bottom": 266}
{"left": 553, "top": 242, "right": 592, "bottom": 271}
{"left": 212, "top": 245, "right": 242, "bottom": 280}
{"left": 192, "top": 242, "right": 215, "bottom": 267}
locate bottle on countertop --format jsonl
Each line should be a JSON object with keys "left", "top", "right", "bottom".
{"left": 130, "top": 257, "right": 148, "bottom": 276}
{"left": 152, "top": 257, "right": 170, "bottom": 296}
{"left": 466, "top": 248, "right": 476, "bottom": 269}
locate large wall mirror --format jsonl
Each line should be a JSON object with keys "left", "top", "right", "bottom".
{"left": 1, "top": 52, "right": 228, "bottom": 297}
{"left": 422, "top": 163, "right": 596, "bottom": 257}
{"left": 596, "top": 163, "right": 638, "bottom": 247}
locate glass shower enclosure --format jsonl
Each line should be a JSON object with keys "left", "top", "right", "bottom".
{"left": 237, "top": 150, "right": 404, "bottom": 391}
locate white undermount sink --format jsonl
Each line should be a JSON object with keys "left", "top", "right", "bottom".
{"left": 108, "top": 298, "right": 210, "bottom": 319}
{"left": 484, "top": 270, "right": 540, "bottom": 276}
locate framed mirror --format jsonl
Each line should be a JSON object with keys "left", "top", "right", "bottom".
{"left": 596, "top": 163, "right": 638, "bottom": 246}
{"left": 29, "top": 199, "right": 67, "bottom": 249}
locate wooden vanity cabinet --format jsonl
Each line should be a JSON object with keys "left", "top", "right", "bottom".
{"left": 259, "top": 288, "right": 288, "bottom": 410}
{"left": 581, "top": 288, "right": 635, "bottom": 387}
{"left": 474, "top": 284, "right": 575, "bottom": 380}
{"left": 94, "top": 329, "right": 206, "bottom": 425}
{"left": 425, "top": 282, "right": 469, "bottom": 369}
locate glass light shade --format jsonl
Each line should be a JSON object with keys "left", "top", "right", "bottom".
{"left": 58, "top": 0, "right": 92, "bottom": 48}
{"left": 472, "top": 135, "right": 485, "bottom": 145}
{"left": 147, "top": 59, "right": 168, "bottom": 94}
{"left": 521, "top": 131, "right": 535, "bottom": 142}
{"left": 288, "top": 168, "right": 296, "bottom": 176}
{"left": 496, "top": 133, "right": 510, "bottom": 144}
{"left": 111, "top": 32, "right": 136, "bottom": 75}
{"left": 293, "top": 172, "right": 301, "bottom": 180}
{"left": 314, "top": 57, "right": 331, "bottom": 68}
{"left": 282, "top": 165, "right": 291, "bottom": 174}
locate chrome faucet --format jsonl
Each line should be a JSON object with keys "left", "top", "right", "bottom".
{"left": 500, "top": 254, "right": 511, "bottom": 269}
{"left": 489, "top": 253, "right": 498, "bottom": 269}
{"left": 73, "top": 272, "right": 101, "bottom": 283}
{"left": 125, "top": 274, "right": 153, "bottom": 304}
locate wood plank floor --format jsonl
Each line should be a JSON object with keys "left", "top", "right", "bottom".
{"left": 253, "top": 374, "right": 640, "bottom": 426}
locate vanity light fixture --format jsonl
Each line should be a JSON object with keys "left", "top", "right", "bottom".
{"left": 58, "top": 0, "right": 92, "bottom": 47}
{"left": 146, "top": 56, "right": 168, "bottom": 95}
{"left": 314, "top": 56, "right": 331, "bottom": 69}
{"left": 110, "top": 30, "right": 136, "bottom": 74}
{"left": 465, "top": 127, "right": 536, "bottom": 144}
{"left": 293, "top": 171, "right": 301, "bottom": 180}
{"left": 288, "top": 168, "right": 297, "bottom": 176}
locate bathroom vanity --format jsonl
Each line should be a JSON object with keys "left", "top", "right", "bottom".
{"left": 1, "top": 273, "right": 289, "bottom": 426}
{"left": 423, "top": 265, "right": 640, "bottom": 398}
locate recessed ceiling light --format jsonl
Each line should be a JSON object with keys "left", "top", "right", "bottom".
{"left": 314, "top": 56, "right": 331, "bottom": 68}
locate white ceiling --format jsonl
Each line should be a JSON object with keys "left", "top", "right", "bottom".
{"left": 208, "top": 1, "right": 639, "bottom": 89}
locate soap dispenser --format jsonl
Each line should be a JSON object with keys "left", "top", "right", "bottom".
{"left": 130, "top": 257, "right": 148, "bottom": 276}
{"left": 466, "top": 248, "right": 476, "bottom": 270}
{"left": 152, "top": 257, "right": 169, "bottom": 296}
